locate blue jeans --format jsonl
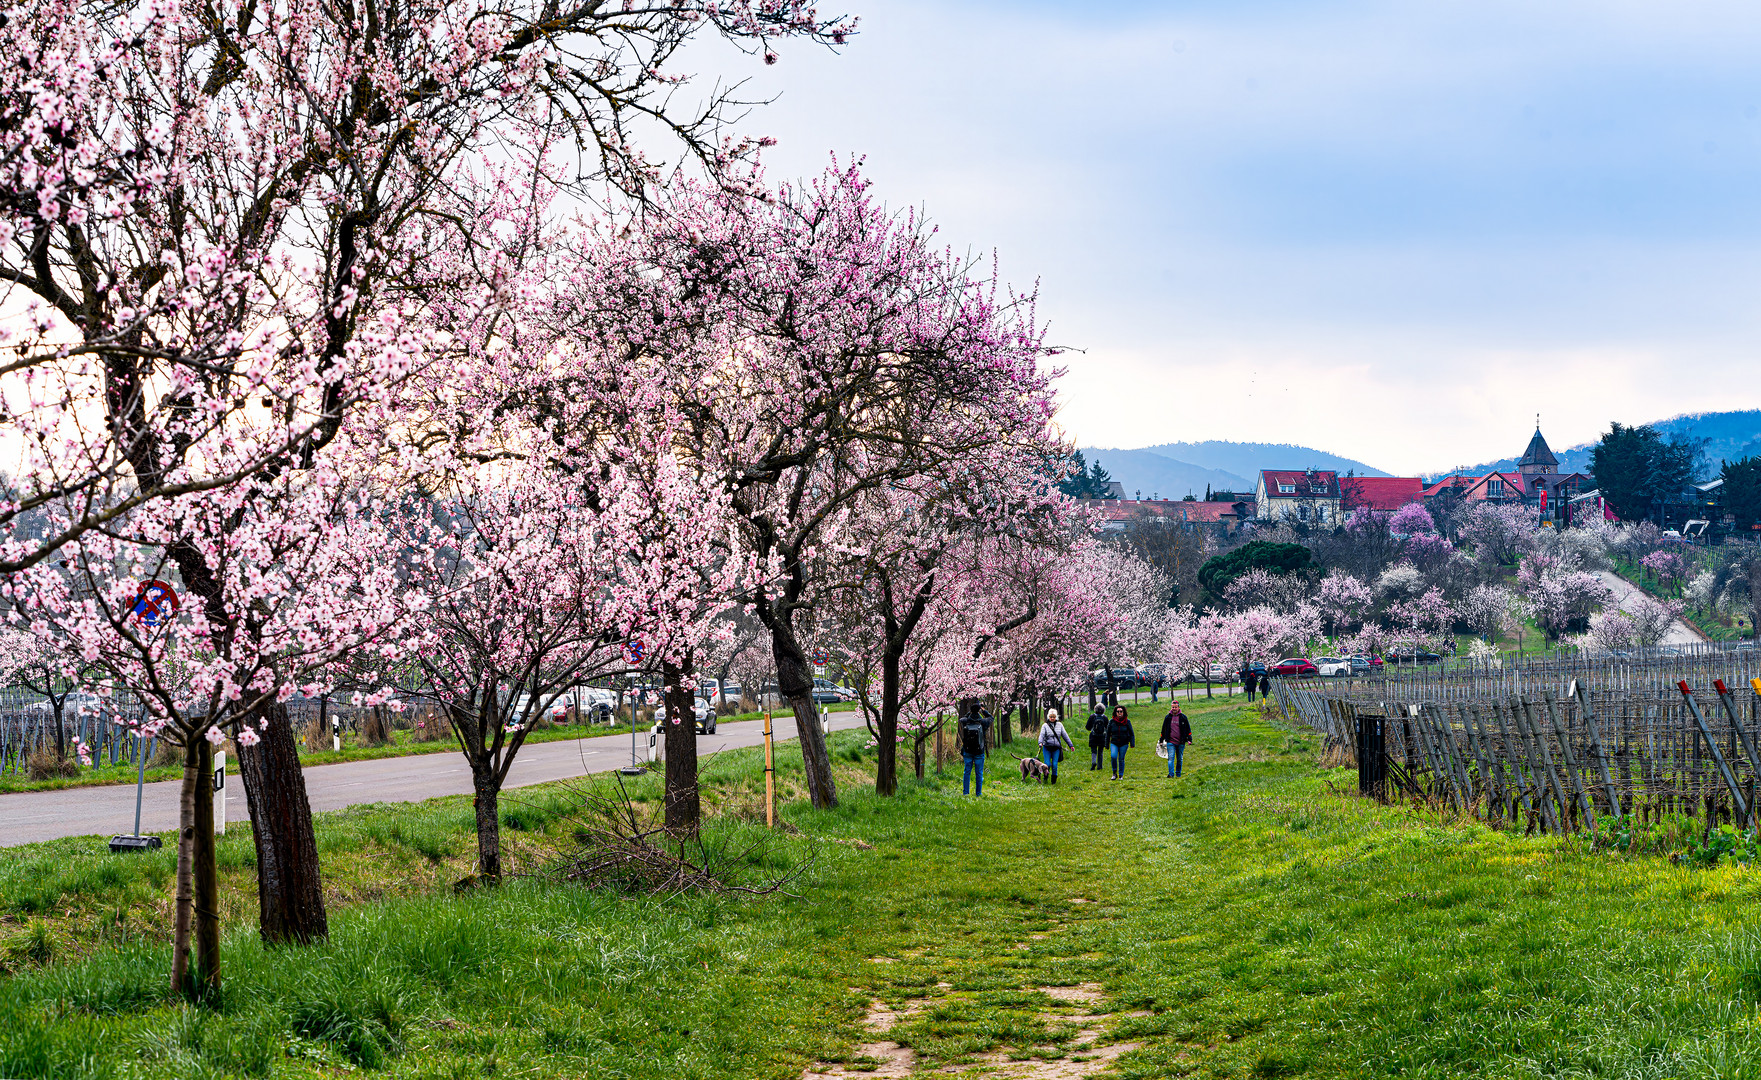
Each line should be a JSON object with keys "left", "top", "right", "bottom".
{"left": 1168, "top": 743, "right": 1184, "bottom": 777}
{"left": 963, "top": 752, "right": 985, "bottom": 795}
{"left": 1109, "top": 743, "right": 1129, "bottom": 776}
{"left": 1041, "top": 746, "right": 1063, "bottom": 778}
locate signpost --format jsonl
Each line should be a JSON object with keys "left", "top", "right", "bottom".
{"left": 131, "top": 580, "right": 179, "bottom": 626}
{"left": 108, "top": 724, "right": 162, "bottom": 853}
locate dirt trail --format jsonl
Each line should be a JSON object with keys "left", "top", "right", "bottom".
{"left": 802, "top": 921, "right": 1141, "bottom": 1079}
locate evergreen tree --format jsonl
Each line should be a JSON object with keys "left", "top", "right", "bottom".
{"left": 1723, "top": 456, "right": 1761, "bottom": 530}
{"left": 1590, "top": 423, "right": 1700, "bottom": 523}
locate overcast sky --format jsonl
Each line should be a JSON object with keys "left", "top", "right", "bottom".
{"left": 700, "top": 0, "right": 1761, "bottom": 474}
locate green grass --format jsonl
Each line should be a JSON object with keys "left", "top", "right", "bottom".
{"left": 9, "top": 700, "right": 1761, "bottom": 1076}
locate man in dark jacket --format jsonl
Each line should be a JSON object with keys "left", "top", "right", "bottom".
{"left": 958, "top": 701, "right": 993, "bottom": 796}
{"left": 1085, "top": 707, "right": 1108, "bottom": 771}
{"left": 1258, "top": 673, "right": 1272, "bottom": 700}
{"left": 1241, "top": 667, "right": 1255, "bottom": 702}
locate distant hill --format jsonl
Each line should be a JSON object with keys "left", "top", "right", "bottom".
{"left": 1441, "top": 410, "right": 1761, "bottom": 482}
{"left": 1075, "top": 448, "right": 1250, "bottom": 501}
{"left": 1078, "top": 440, "right": 1393, "bottom": 503}
{"left": 1137, "top": 440, "right": 1392, "bottom": 481}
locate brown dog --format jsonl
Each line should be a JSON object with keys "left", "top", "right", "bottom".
{"left": 1019, "top": 756, "right": 1050, "bottom": 783}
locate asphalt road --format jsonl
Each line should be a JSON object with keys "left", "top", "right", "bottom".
{"left": 0, "top": 711, "right": 869, "bottom": 847}
{"left": 1594, "top": 570, "right": 1704, "bottom": 646}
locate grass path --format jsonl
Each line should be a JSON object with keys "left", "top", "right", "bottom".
{"left": 7, "top": 699, "right": 1761, "bottom": 1077}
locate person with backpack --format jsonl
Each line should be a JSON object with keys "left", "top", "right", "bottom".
{"left": 1160, "top": 703, "right": 1193, "bottom": 778}
{"left": 1038, "top": 708, "right": 1074, "bottom": 783}
{"left": 1258, "top": 673, "right": 1272, "bottom": 701}
{"left": 1085, "top": 706, "right": 1108, "bottom": 771}
{"left": 1106, "top": 704, "right": 1135, "bottom": 779}
{"left": 959, "top": 701, "right": 993, "bottom": 796}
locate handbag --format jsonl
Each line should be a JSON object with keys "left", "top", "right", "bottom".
{"left": 1155, "top": 740, "right": 1169, "bottom": 760}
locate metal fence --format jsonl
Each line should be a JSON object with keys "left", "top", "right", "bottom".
{"left": 1272, "top": 642, "right": 1761, "bottom": 836}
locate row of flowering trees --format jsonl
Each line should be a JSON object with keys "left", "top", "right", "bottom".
{"left": 4, "top": 0, "right": 1111, "bottom": 1003}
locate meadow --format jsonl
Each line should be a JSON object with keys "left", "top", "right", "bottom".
{"left": 5, "top": 698, "right": 1761, "bottom": 1078}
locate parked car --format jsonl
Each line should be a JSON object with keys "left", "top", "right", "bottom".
{"left": 654, "top": 700, "right": 717, "bottom": 734}
{"left": 812, "top": 678, "right": 855, "bottom": 704}
{"left": 1387, "top": 650, "right": 1442, "bottom": 665}
{"left": 1089, "top": 668, "right": 1139, "bottom": 690}
{"left": 1245, "top": 662, "right": 1269, "bottom": 678}
{"left": 1345, "top": 656, "right": 1378, "bottom": 675}
{"left": 1271, "top": 657, "right": 1318, "bottom": 677}
{"left": 1312, "top": 656, "right": 1353, "bottom": 677}
{"left": 1187, "top": 663, "right": 1230, "bottom": 683}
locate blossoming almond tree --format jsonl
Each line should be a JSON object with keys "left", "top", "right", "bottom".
{"left": 3, "top": 0, "right": 854, "bottom": 944}
{"left": 554, "top": 162, "right": 1059, "bottom": 809}
{"left": 3, "top": 469, "right": 415, "bottom": 997}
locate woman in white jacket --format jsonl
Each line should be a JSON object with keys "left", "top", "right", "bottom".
{"left": 1037, "top": 709, "right": 1075, "bottom": 784}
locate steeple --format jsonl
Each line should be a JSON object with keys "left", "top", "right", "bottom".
{"left": 1518, "top": 417, "right": 1557, "bottom": 477}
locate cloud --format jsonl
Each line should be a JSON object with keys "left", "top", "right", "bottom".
{"left": 685, "top": 0, "right": 1761, "bottom": 471}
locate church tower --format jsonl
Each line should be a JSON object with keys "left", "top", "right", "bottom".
{"left": 1518, "top": 421, "right": 1558, "bottom": 479}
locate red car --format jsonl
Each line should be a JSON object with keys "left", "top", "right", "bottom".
{"left": 1271, "top": 657, "right": 1318, "bottom": 676}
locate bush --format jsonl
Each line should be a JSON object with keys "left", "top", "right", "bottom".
{"left": 26, "top": 750, "right": 81, "bottom": 781}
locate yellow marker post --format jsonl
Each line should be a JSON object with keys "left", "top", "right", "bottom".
{"left": 764, "top": 711, "right": 775, "bottom": 829}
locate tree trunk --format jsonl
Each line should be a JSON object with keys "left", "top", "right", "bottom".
{"left": 172, "top": 736, "right": 219, "bottom": 999}
{"left": 663, "top": 659, "right": 701, "bottom": 836}
{"left": 998, "top": 702, "right": 1014, "bottom": 746}
{"left": 192, "top": 736, "right": 220, "bottom": 998}
{"left": 472, "top": 766, "right": 501, "bottom": 880}
{"left": 171, "top": 737, "right": 198, "bottom": 995}
{"left": 772, "top": 638, "right": 837, "bottom": 809}
{"left": 52, "top": 702, "right": 66, "bottom": 760}
{"left": 876, "top": 648, "right": 901, "bottom": 797}
{"left": 237, "top": 702, "right": 329, "bottom": 944}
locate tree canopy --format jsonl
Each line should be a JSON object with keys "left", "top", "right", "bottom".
{"left": 1723, "top": 456, "right": 1761, "bottom": 531}
{"left": 1589, "top": 423, "right": 1701, "bottom": 523}
{"left": 1196, "top": 541, "right": 1315, "bottom": 606}
{"left": 1057, "top": 450, "right": 1118, "bottom": 500}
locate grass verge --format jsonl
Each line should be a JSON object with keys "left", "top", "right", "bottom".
{"left": 7, "top": 700, "right": 1761, "bottom": 1077}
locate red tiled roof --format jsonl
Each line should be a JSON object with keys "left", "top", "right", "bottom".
{"left": 1261, "top": 469, "right": 1338, "bottom": 486}
{"left": 1341, "top": 476, "right": 1425, "bottom": 511}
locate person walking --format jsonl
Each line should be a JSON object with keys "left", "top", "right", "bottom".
{"left": 959, "top": 702, "right": 993, "bottom": 796}
{"left": 1038, "top": 708, "right": 1074, "bottom": 783}
{"left": 1258, "top": 672, "right": 1271, "bottom": 700}
{"left": 1149, "top": 674, "right": 1160, "bottom": 703}
{"left": 1241, "top": 667, "right": 1255, "bottom": 702}
{"left": 1160, "top": 703, "right": 1193, "bottom": 778}
{"left": 1086, "top": 706, "right": 1108, "bottom": 771}
{"left": 1106, "top": 704, "right": 1135, "bottom": 779}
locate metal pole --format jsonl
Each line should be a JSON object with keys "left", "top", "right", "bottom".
{"left": 132, "top": 731, "right": 147, "bottom": 838}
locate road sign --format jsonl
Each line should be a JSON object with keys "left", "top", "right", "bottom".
{"left": 131, "top": 580, "right": 179, "bottom": 627}
{"left": 812, "top": 647, "right": 829, "bottom": 666}
{"left": 624, "top": 640, "right": 644, "bottom": 665}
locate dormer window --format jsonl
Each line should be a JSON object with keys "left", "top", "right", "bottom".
{"left": 1311, "top": 483, "right": 1327, "bottom": 494}
{"left": 1278, "top": 483, "right": 1296, "bottom": 494}
{"left": 1489, "top": 478, "right": 1504, "bottom": 497}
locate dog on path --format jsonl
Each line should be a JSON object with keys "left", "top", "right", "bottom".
{"left": 1019, "top": 756, "right": 1050, "bottom": 783}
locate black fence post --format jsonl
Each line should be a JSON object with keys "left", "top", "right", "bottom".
{"left": 1357, "top": 713, "right": 1387, "bottom": 803}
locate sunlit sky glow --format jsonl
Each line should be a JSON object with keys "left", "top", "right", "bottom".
{"left": 701, "top": 0, "right": 1761, "bottom": 473}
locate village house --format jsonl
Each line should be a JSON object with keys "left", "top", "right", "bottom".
{"left": 1422, "top": 426, "right": 1592, "bottom": 527}
{"left": 1254, "top": 469, "right": 1342, "bottom": 524}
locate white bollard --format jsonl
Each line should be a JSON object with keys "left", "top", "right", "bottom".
{"left": 214, "top": 750, "right": 226, "bottom": 835}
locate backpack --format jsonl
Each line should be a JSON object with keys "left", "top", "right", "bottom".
{"left": 960, "top": 716, "right": 987, "bottom": 756}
